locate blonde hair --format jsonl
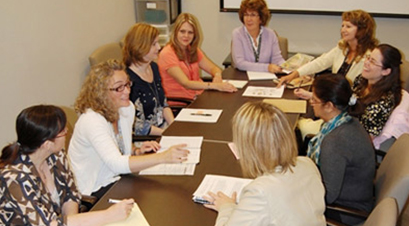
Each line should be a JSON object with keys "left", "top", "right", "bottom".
{"left": 123, "top": 23, "right": 159, "bottom": 67}
{"left": 75, "top": 59, "right": 125, "bottom": 123}
{"left": 232, "top": 102, "right": 297, "bottom": 178}
{"left": 169, "top": 13, "right": 201, "bottom": 63}
{"left": 339, "top": 9, "right": 378, "bottom": 62}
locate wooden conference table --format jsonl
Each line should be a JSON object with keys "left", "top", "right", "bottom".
{"left": 91, "top": 67, "right": 305, "bottom": 225}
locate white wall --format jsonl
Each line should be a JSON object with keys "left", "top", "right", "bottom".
{"left": 181, "top": 0, "right": 409, "bottom": 67}
{"left": 0, "top": 0, "right": 135, "bottom": 147}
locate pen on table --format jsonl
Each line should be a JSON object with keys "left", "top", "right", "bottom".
{"left": 296, "top": 79, "right": 303, "bottom": 91}
{"left": 108, "top": 198, "right": 134, "bottom": 204}
{"left": 190, "top": 113, "right": 212, "bottom": 116}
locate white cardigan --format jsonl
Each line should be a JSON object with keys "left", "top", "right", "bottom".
{"left": 297, "top": 44, "right": 369, "bottom": 84}
{"left": 68, "top": 102, "right": 134, "bottom": 195}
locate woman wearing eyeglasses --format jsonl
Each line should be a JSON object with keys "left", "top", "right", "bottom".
{"left": 0, "top": 105, "right": 134, "bottom": 226}
{"left": 278, "top": 9, "right": 378, "bottom": 87}
{"left": 68, "top": 60, "right": 189, "bottom": 200}
{"left": 123, "top": 23, "right": 173, "bottom": 136}
{"left": 158, "top": 13, "right": 237, "bottom": 101}
{"left": 307, "top": 74, "right": 375, "bottom": 225}
{"left": 232, "top": 0, "right": 285, "bottom": 73}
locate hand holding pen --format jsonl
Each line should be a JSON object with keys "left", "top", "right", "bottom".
{"left": 107, "top": 198, "right": 135, "bottom": 221}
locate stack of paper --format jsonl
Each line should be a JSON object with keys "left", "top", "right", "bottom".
{"left": 223, "top": 79, "right": 248, "bottom": 89}
{"left": 242, "top": 86, "right": 285, "bottom": 98}
{"left": 192, "top": 174, "right": 253, "bottom": 204}
{"left": 263, "top": 99, "right": 307, "bottom": 113}
{"left": 175, "top": 109, "right": 223, "bottom": 123}
{"left": 139, "top": 136, "right": 203, "bottom": 175}
{"left": 247, "top": 71, "right": 277, "bottom": 80}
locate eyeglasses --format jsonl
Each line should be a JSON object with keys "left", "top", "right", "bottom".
{"left": 244, "top": 13, "right": 259, "bottom": 18}
{"left": 56, "top": 127, "right": 68, "bottom": 138}
{"left": 109, "top": 81, "right": 133, "bottom": 92}
{"left": 365, "top": 55, "right": 383, "bottom": 68}
{"left": 309, "top": 98, "right": 323, "bottom": 105}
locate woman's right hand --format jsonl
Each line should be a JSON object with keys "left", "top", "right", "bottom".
{"left": 214, "top": 82, "right": 238, "bottom": 93}
{"left": 160, "top": 144, "right": 190, "bottom": 163}
{"left": 107, "top": 199, "right": 135, "bottom": 222}
{"left": 294, "top": 88, "right": 312, "bottom": 100}
{"left": 277, "top": 71, "right": 299, "bottom": 88}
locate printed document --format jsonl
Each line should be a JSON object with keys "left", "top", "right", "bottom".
{"left": 192, "top": 174, "right": 253, "bottom": 204}
{"left": 175, "top": 109, "right": 223, "bottom": 123}
{"left": 223, "top": 79, "right": 248, "bottom": 89}
{"left": 242, "top": 86, "right": 285, "bottom": 98}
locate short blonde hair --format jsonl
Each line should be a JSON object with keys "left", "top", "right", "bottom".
{"left": 75, "top": 59, "right": 125, "bottom": 123}
{"left": 123, "top": 23, "right": 159, "bottom": 67}
{"left": 169, "top": 13, "right": 201, "bottom": 63}
{"left": 232, "top": 102, "right": 297, "bottom": 178}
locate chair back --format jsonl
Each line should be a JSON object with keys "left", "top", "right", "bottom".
{"left": 363, "top": 197, "right": 398, "bottom": 226}
{"left": 89, "top": 42, "right": 122, "bottom": 66}
{"left": 278, "top": 36, "right": 288, "bottom": 60}
{"left": 59, "top": 106, "right": 78, "bottom": 151}
{"left": 375, "top": 133, "right": 409, "bottom": 213}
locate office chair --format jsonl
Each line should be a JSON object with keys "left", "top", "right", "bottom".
{"left": 326, "top": 134, "right": 409, "bottom": 223}
{"left": 327, "top": 197, "right": 399, "bottom": 226}
{"left": 88, "top": 42, "right": 123, "bottom": 66}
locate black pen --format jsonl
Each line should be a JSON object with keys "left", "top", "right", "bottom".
{"left": 190, "top": 113, "right": 212, "bottom": 116}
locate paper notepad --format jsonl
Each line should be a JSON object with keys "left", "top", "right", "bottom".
{"left": 192, "top": 175, "right": 253, "bottom": 204}
{"left": 247, "top": 71, "right": 277, "bottom": 80}
{"left": 263, "top": 99, "right": 307, "bottom": 113}
{"left": 242, "top": 86, "right": 285, "bottom": 98}
{"left": 103, "top": 203, "right": 149, "bottom": 226}
{"left": 175, "top": 109, "right": 223, "bottom": 123}
{"left": 223, "top": 79, "right": 248, "bottom": 89}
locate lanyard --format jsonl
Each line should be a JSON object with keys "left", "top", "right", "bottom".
{"left": 247, "top": 33, "right": 262, "bottom": 62}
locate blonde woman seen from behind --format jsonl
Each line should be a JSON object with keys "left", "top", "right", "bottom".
{"left": 203, "top": 102, "right": 326, "bottom": 226}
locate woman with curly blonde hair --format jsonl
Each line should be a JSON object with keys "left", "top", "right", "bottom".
{"left": 232, "top": 0, "right": 285, "bottom": 73}
{"left": 158, "top": 13, "right": 237, "bottom": 100}
{"left": 278, "top": 9, "right": 379, "bottom": 88}
{"left": 69, "top": 59, "right": 189, "bottom": 201}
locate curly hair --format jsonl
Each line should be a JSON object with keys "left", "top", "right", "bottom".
{"left": 355, "top": 44, "right": 402, "bottom": 106}
{"left": 169, "top": 13, "right": 201, "bottom": 63}
{"left": 339, "top": 9, "right": 379, "bottom": 62}
{"left": 123, "top": 23, "right": 159, "bottom": 67}
{"left": 238, "top": 0, "right": 271, "bottom": 26}
{"left": 75, "top": 59, "right": 125, "bottom": 123}
{"left": 233, "top": 102, "right": 297, "bottom": 178}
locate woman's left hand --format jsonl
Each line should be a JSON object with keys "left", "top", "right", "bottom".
{"left": 203, "top": 191, "right": 237, "bottom": 212}
{"left": 212, "top": 75, "right": 223, "bottom": 83}
{"left": 140, "top": 141, "right": 161, "bottom": 154}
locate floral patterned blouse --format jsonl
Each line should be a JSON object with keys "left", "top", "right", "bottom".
{"left": 0, "top": 151, "right": 81, "bottom": 226}
{"left": 353, "top": 75, "right": 396, "bottom": 136}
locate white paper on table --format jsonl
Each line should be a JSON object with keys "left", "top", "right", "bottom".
{"left": 228, "top": 142, "right": 239, "bottom": 159}
{"left": 223, "top": 79, "right": 248, "bottom": 89}
{"left": 247, "top": 71, "right": 277, "bottom": 80}
{"left": 242, "top": 86, "right": 285, "bottom": 98}
{"left": 157, "top": 136, "right": 203, "bottom": 164}
{"left": 103, "top": 203, "right": 150, "bottom": 226}
{"left": 175, "top": 109, "right": 223, "bottom": 123}
{"left": 139, "top": 163, "right": 196, "bottom": 175}
{"left": 192, "top": 175, "right": 253, "bottom": 203}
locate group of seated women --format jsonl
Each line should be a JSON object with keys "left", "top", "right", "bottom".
{"left": 0, "top": 0, "right": 407, "bottom": 225}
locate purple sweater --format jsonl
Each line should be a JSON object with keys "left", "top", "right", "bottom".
{"left": 232, "top": 26, "right": 285, "bottom": 72}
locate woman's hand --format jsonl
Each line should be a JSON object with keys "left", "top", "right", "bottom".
{"left": 213, "top": 82, "right": 238, "bottom": 93}
{"left": 203, "top": 191, "right": 237, "bottom": 212}
{"left": 160, "top": 144, "right": 190, "bottom": 163}
{"left": 106, "top": 199, "right": 135, "bottom": 222}
{"left": 294, "top": 88, "right": 312, "bottom": 100}
{"left": 277, "top": 71, "right": 299, "bottom": 87}
{"left": 138, "top": 141, "right": 161, "bottom": 154}
{"left": 212, "top": 75, "right": 223, "bottom": 83}
{"left": 268, "top": 64, "right": 282, "bottom": 74}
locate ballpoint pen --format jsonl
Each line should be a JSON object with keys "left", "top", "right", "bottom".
{"left": 296, "top": 79, "right": 303, "bottom": 91}
{"left": 190, "top": 113, "right": 212, "bottom": 116}
{"left": 108, "top": 198, "right": 122, "bottom": 204}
